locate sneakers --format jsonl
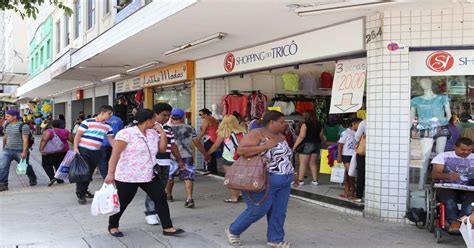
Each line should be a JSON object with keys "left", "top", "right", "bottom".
{"left": 311, "top": 181, "right": 319, "bottom": 186}
{"left": 85, "top": 190, "right": 95, "bottom": 198}
{"left": 29, "top": 178, "right": 37, "bottom": 186}
{"left": 145, "top": 215, "right": 160, "bottom": 225}
{"left": 77, "top": 196, "right": 87, "bottom": 205}
{"left": 184, "top": 199, "right": 195, "bottom": 208}
{"left": 167, "top": 194, "right": 174, "bottom": 202}
{"left": 0, "top": 184, "right": 8, "bottom": 192}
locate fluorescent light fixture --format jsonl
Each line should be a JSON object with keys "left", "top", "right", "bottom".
{"left": 296, "top": 1, "right": 397, "bottom": 16}
{"left": 165, "top": 32, "right": 226, "bottom": 56}
{"left": 126, "top": 61, "right": 160, "bottom": 74}
{"left": 101, "top": 74, "right": 126, "bottom": 82}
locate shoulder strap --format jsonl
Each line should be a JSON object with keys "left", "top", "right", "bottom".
{"left": 19, "top": 123, "right": 25, "bottom": 134}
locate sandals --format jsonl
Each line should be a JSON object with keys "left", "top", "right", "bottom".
{"left": 108, "top": 228, "right": 124, "bottom": 237}
{"left": 163, "top": 228, "right": 185, "bottom": 236}
{"left": 225, "top": 228, "right": 241, "bottom": 246}
{"left": 224, "top": 199, "right": 239, "bottom": 203}
{"left": 338, "top": 193, "right": 349, "bottom": 198}
{"left": 267, "top": 241, "right": 292, "bottom": 248}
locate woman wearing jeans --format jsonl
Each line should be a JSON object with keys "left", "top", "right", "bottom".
{"left": 105, "top": 109, "right": 184, "bottom": 237}
{"left": 226, "top": 111, "right": 295, "bottom": 248}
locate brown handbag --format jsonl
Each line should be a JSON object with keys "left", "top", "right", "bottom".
{"left": 356, "top": 135, "right": 366, "bottom": 156}
{"left": 223, "top": 155, "right": 268, "bottom": 205}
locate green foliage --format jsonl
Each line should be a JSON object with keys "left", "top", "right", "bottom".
{"left": 0, "top": 0, "right": 73, "bottom": 19}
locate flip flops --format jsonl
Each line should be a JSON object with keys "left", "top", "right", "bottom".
{"left": 225, "top": 228, "right": 241, "bottom": 246}
{"left": 224, "top": 199, "right": 239, "bottom": 203}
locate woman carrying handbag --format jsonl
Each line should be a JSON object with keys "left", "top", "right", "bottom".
{"left": 39, "top": 120, "right": 70, "bottom": 186}
{"left": 225, "top": 111, "right": 296, "bottom": 248}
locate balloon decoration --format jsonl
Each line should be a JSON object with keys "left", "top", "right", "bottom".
{"left": 28, "top": 99, "right": 52, "bottom": 117}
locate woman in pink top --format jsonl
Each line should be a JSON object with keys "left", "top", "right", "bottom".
{"left": 105, "top": 109, "right": 184, "bottom": 237}
{"left": 39, "top": 120, "right": 70, "bottom": 186}
{"left": 198, "top": 108, "right": 219, "bottom": 175}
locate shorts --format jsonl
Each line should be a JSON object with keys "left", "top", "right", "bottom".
{"left": 419, "top": 125, "right": 451, "bottom": 139}
{"left": 342, "top": 155, "right": 352, "bottom": 164}
{"left": 295, "top": 142, "right": 321, "bottom": 155}
{"left": 222, "top": 159, "right": 234, "bottom": 166}
{"left": 169, "top": 157, "right": 196, "bottom": 181}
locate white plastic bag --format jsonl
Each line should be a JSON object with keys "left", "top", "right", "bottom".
{"left": 16, "top": 159, "right": 28, "bottom": 175}
{"left": 330, "top": 163, "right": 345, "bottom": 184}
{"left": 348, "top": 154, "right": 358, "bottom": 177}
{"left": 91, "top": 183, "right": 120, "bottom": 216}
{"left": 460, "top": 216, "right": 474, "bottom": 248}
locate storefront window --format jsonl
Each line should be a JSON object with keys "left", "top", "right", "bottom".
{"left": 153, "top": 83, "right": 192, "bottom": 123}
{"left": 409, "top": 75, "right": 474, "bottom": 206}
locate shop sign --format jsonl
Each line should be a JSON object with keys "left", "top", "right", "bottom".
{"left": 411, "top": 50, "right": 474, "bottom": 76}
{"left": 329, "top": 58, "right": 366, "bottom": 114}
{"left": 196, "top": 19, "right": 364, "bottom": 78}
{"left": 141, "top": 61, "right": 194, "bottom": 87}
{"left": 115, "top": 76, "right": 142, "bottom": 93}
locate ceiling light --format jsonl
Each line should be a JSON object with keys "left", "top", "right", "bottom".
{"left": 295, "top": 1, "right": 397, "bottom": 16}
{"left": 165, "top": 32, "right": 226, "bottom": 56}
{"left": 126, "top": 61, "right": 160, "bottom": 74}
{"left": 101, "top": 74, "right": 127, "bottom": 82}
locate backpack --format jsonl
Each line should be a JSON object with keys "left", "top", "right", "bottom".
{"left": 5, "top": 122, "right": 35, "bottom": 149}
{"left": 405, "top": 208, "right": 426, "bottom": 228}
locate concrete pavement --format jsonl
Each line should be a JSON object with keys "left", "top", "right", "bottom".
{"left": 0, "top": 138, "right": 467, "bottom": 247}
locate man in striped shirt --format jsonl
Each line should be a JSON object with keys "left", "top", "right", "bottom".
{"left": 73, "top": 105, "right": 114, "bottom": 205}
{"left": 144, "top": 103, "right": 185, "bottom": 226}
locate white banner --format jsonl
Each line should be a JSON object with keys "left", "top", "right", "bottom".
{"left": 329, "top": 58, "right": 366, "bottom": 114}
{"left": 410, "top": 50, "right": 474, "bottom": 76}
{"left": 115, "top": 77, "right": 142, "bottom": 93}
{"left": 195, "top": 19, "right": 364, "bottom": 78}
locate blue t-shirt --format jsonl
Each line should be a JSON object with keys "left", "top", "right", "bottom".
{"left": 411, "top": 95, "right": 449, "bottom": 130}
{"left": 102, "top": 115, "right": 124, "bottom": 147}
{"left": 35, "top": 118, "right": 42, "bottom": 125}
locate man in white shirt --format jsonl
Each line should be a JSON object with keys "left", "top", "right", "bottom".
{"left": 431, "top": 137, "right": 474, "bottom": 233}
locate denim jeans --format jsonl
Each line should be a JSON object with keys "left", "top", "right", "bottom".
{"left": 229, "top": 173, "right": 294, "bottom": 243}
{"left": 438, "top": 189, "right": 474, "bottom": 223}
{"left": 0, "top": 149, "right": 37, "bottom": 185}
{"left": 145, "top": 166, "right": 170, "bottom": 216}
{"left": 98, "top": 146, "right": 112, "bottom": 179}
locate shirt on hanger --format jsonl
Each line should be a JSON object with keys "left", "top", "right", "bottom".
{"left": 249, "top": 93, "right": 268, "bottom": 119}
{"left": 222, "top": 94, "right": 248, "bottom": 117}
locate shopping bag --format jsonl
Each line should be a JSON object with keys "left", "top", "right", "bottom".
{"left": 54, "top": 151, "right": 75, "bottom": 180}
{"left": 320, "top": 149, "right": 332, "bottom": 174}
{"left": 348, "top": 154, "right": 358, "bottom": 177}
{"left": 330, "top": 163, "right": 345, "bottom": 184}
{"left": 68, "top": 154, "right": 90, "bottom": 183}
{"left": 16, "top": 159, "right": 28, "bottom": 175}
{"left": 91, "top": 183, "right": 120, "bottom": 216}
{"left": 460, "top": 216, "right": 474, "bottom": 248}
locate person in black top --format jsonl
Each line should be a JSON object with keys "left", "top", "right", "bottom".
{"left": 292, "top": 110, "right": 325, "bottom": 186}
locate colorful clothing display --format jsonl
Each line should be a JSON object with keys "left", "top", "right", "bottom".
{"left": 282, "top": 72, "right": 300, "bottom": 91}
{"left": 249, "top": 93, "right": 268, "bottom": 119}
{"left": 222, "top": 94, "right": 248, "bottom": 117}
{"left": 411, "top": 95, "right": 449, "bottom": 130}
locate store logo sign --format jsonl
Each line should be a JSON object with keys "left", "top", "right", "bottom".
{"left": 426, "top": 51, "right": 454, "bottom": 72}
{"left": 224, "top": 53, "right": 236, "bottom": 73}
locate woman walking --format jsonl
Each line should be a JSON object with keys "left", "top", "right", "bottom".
{"left": 292, "top": 110, "right": 325, "bottom": 186}
{"left": 39, "top": 120, "right": 70, "bottom": 186}
{"left": 207, "top": 115, "right": 246, "bottom": 203}
{"left": 226, "top": 111, "right": 295, "bottom": 248}
{"left": 198, "top": 108, "right": 219, "bottom": 175}
{"left": 105, "top": 109, "right": 184, "bottom": 237}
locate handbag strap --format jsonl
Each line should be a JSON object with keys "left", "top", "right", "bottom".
{"left": 244, "top": 184, "right": 269, "bottom": 206}
{"left": 140, "top": 136, "right": 155, "bottom": 165}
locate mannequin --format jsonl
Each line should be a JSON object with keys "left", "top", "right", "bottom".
{"left": 411, "top": 78, "right": 452, "bottom": 190}
{"left": 211, "top": 104, "right": 223, "bottom": 120}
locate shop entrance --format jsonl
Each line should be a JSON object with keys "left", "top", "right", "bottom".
{"left": 203, "top": 58, "right": 366, "bottom": 210}
{"left": 154, "top": 82, "right": 192, "bottom": 124}
{"left": 54, "top": 102, "right": 66, "bottom": 119}
{"left": 71, "top": 99, "right": 92, "bottom": 124}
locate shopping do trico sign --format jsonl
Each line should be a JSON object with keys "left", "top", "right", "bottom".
{"left": 411, "top": 50, "right": 474, "bottom": 76}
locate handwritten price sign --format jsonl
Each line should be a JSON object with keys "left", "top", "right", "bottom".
{"left": 329, "top": 58, "right": 367, "bottom": 114}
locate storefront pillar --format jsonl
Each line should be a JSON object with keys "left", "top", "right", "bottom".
{"left": 144, "top": 87, "right": 154, "bottom": 109}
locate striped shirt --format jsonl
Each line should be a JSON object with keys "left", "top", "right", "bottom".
{"left": 78, "top": 118, "right": 113, "bottom": 151}
{"left": 5, "top": 122, "right": 29, "bottom": 150}
{"left": 156, "top": 125, "right": 175, "bottom": 166}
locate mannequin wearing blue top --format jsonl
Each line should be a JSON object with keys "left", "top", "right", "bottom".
{"left": 411, "top": 78, "right": 452, "bottom": 190}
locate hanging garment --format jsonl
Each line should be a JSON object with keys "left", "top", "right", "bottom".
{"left": 299, "top": 73, "right": 318, "bottom": 92}
{"left": 320, "top": 71, "right": 333, "bottom": 88}
{"left": 222, "top": 94, "right": 248, "bottom": 117}
{"left": 295, "top": 101, "right": 315, "bottom": 114}
{"left": 273, "top": 101, "right": 296, "bottom": 115}
{"left": 282, "top": 73, "right": 300, "bottom": 91}
{"left": 249, "top": 93, "right": 268, "bottom": 119}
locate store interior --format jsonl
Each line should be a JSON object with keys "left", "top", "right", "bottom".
{"left": 154, "top": 82, "right": 192, "bottom": 124}
{"left": 204, "top": 60, "right": 366, "bottom": 209}
{"left": 409, "top": 75, "right": 474, "bottom": 209}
